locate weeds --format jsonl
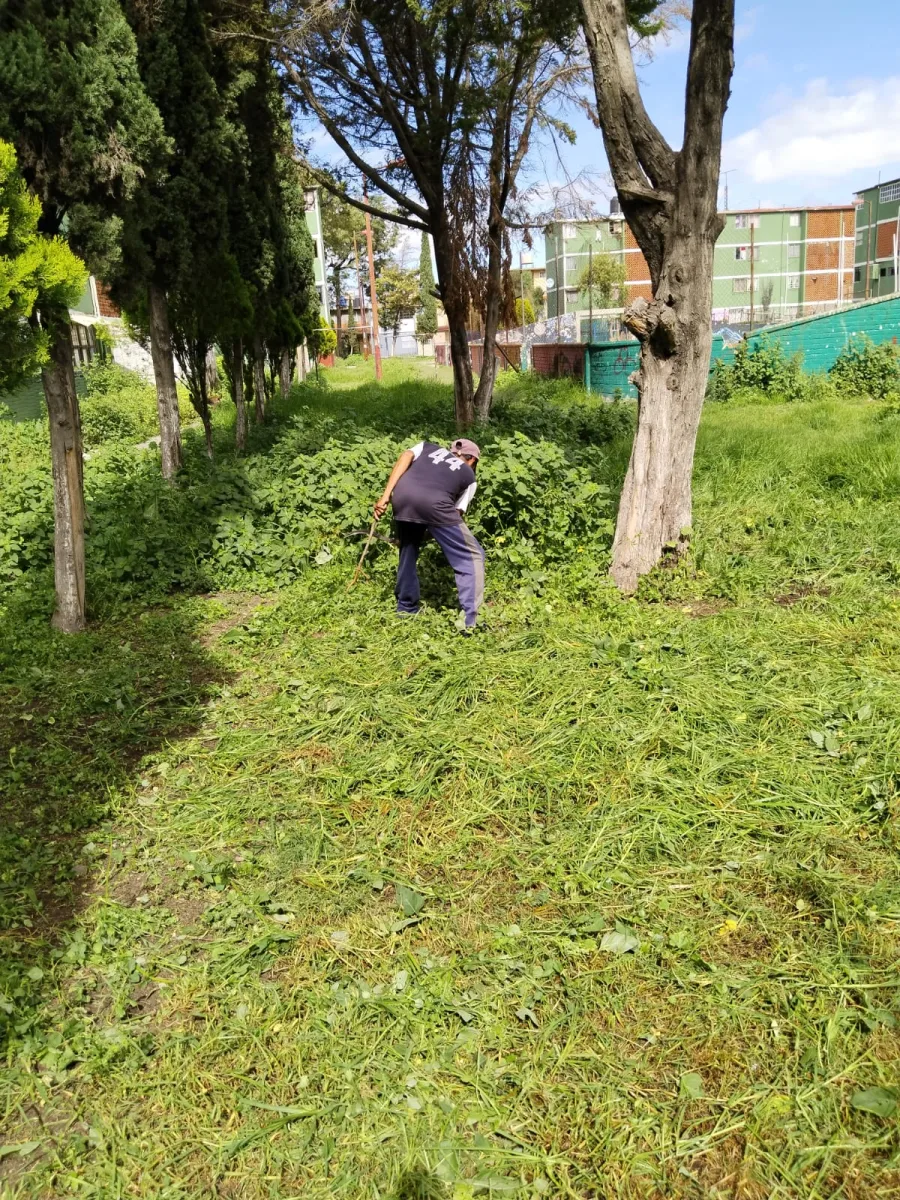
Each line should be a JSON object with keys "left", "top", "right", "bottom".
{"left": 1, "top": 361, "right": 900, "bottom": 1197}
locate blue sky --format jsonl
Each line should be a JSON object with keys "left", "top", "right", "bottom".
{"left": 522, "top": 0, "right": 900, "bottom": 264}
{"left": 310, "top": 1, "right": 900, "bottom": 270}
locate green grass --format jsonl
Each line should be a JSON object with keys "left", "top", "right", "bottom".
{"left": 1, "top": 372, "right": 900, "bottom": 1198}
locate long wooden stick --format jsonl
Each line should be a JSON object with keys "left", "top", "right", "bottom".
{"left": 347, "top": 518, "right": 379, "bottom": 590}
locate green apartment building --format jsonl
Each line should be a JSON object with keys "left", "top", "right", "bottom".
{"left": 853, "top": 177, "right": 900, "bottom": 300}
{"left": 545, "top": 203, "right": 856, "bottom": 328}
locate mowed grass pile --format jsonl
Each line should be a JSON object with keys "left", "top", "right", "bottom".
{"left": 2, "top": 360, "right": 900, "bottom": 1198}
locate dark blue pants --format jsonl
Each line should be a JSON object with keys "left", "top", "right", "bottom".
{"left": 395, "top": 520, "right": 485, "bottom": 627}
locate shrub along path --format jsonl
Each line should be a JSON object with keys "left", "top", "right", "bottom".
{"left": 2, "top": 366, "right": 900, "bottom": 1197}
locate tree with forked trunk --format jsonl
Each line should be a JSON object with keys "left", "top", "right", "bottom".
{"left": 274, "top": 0, "right": 589, "bottom": 428}
{"left": 579, "top": 0, "right": 735, "bottom": 592}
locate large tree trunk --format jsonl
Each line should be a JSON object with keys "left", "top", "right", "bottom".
{"left": 41, "top": 313, "right": 86, "bottom": 633}
{"left": 580, "top": 0, "right": 734, "bottom": 593}
{"left": 279, "top": 348, "right": 291, "bottom": 398}
{"left": 610, "top": 241, "right": 715, "bottom": 592}
{"left": 232, "top": 338, "right": 247, "bottom": 452}
{"left": 432, "top": 224, "right": 475, "bottom": 429}
{"left": 146, "top": 282, "right": 183, "bottom": 480}
{"left": 252, "top": 334, "right": 266, "bottom": 423}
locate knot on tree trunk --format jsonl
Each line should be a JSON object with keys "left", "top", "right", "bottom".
{"left": 624, "top": 296, "right": 680, "bottom": 358}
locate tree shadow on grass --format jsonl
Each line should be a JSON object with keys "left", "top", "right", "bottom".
{"left": 0, "top": 583, "right": 229, "bottom": 1048}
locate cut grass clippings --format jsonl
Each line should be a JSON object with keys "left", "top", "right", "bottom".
{"left": 1, "top": 365, "right": 900, "bottom": 1198}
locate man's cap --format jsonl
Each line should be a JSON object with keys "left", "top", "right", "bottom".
{"left": 451, "top": 437, "right": 481, "bottom": 461}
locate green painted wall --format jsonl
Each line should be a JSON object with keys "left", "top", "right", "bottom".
{"left": 584, "top": 334, "right": 759, "bottom": 398}
{"left": 743, "top": 293, "right": 900, "bottom": 373}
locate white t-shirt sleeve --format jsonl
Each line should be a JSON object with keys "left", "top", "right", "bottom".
{"left": 456, "top": 481, "right": 477, "bottom": 513}
{"left": 408, "top": 441, "right": 425, "bottom": 459}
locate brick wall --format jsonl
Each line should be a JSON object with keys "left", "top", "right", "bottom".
{"left": 532, "top": 343, "right": 584, "bottom": 380}
{"left": 95, "top": 280, "right": 120, "bottom": 318}
{"left": 806, "top": 241, "right": 840, "bottom": 271}
{"left": 876, "top": 221, "right": 897, "bottom": 259}
{"left": 807, "top": 209, "right": 855, "bottom": 239}
{"left": 806, "top": 272, "right": 839, "bottom": 302}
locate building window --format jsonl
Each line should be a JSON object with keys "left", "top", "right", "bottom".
{"left": 788, "top": 275, "right": 801, "bottom": 289}
{"left": 734, "top": 245, "right": 760, "bottom": 261}
{"left": 789, "top": 213, "right": 800, "bottom": 226}
{"left": 854, "top": 267, "right": 861, "bottom": 282}
{"left": 734, "top": 214, "right": 760, "bottom": 229}
{"left": 855, "top": 230, "right": 863, "bottom": 245}
{"left": 732, "top": 277, "right": 753, "bottom": 293}
{"left": 563, "top": 223, "right": 576, "bottom": 240}
{"left": 788, "top": 242, "right": 801, "bottom": 259}
{"left": 878, "top": 181, "right": 900, "bottom": 204}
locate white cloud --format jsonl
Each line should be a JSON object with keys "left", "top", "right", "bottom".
{"left": 725, "top": 77, "right": 900, "bottom": 183}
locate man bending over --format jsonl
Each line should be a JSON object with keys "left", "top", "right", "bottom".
{"left": 374, "top": 438, "right": 485, "bottom": 630}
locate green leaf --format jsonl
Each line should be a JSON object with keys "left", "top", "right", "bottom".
{"left": 396, "top": 884, "right": 426, "bottom": 916}
{"left": 679, "top": 1071, "right": 704, "bottom": 1100}
{"left": 810, "top": 730, "right": 825, "bottom": 748}
{"left": 824, "top": 732, "right": 840, "bottom": 755}
{"left": 850, "top": 1087, "right": 897, "bottom": 1117}
{"left": 0, "top": 1141, "right": 41, "bottom": 1160}
{"left": 599, "top": 928, "right": 639, "bottom": 955}
{"left": 472, "top": 1173, "right": 520, "bottom": 1192}
{"left": 314, "top": 547, "right": 333, "bottom": 565}
{"left": 26, "top": 966, "right": 43, "bottom": 982}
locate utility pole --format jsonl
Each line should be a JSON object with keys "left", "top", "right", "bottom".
{"left": 362, "top": 178, "right": 382, "bottom": 381}
{"left": 520, "top": 250, "right": 530, "bottom": 370}
{"left": 588, "top": 243, "right": 594, "bottom": 345}
{"left": 353, "top": 235, "right": 369, "bottom": 359}
{"left": 749, "top": 220, "right": 755, "bottom": 332}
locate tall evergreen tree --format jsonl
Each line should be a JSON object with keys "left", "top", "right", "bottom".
{"left": 416, "top": 233, "right": 438, "bottom": 348}
{"left": 114, "top": 0, "right": 237, "bottom": 476}
{"left": 0, "top": 0, "right": 167, "bottom": 631}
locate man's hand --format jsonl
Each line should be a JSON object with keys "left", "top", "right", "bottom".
{"left": 374, "top": 498, "right": 390, "bottom": 520}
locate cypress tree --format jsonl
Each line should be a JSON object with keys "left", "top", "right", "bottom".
{"left": 416, "top": 232, "right": 438, "bottom": 349}
{"left": 0, "top": 0, "right": 167, "bottom": 631}
{"left": 115, "top": 0, "right": 237, "bottom": 475}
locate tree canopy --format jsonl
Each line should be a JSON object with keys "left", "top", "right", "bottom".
{"left": 0, "top": 140, "right": 85, "bottom": 394}
{"left": 576, "top": 252, "right": 628, "bottom": 309}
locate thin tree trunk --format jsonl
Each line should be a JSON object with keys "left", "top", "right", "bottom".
{"left": 205, "top": 345, "right": 219, "bottom": 398}
{"left": 252, "top": 334, "right": 266, "bottom": 423}
{"left": 474, "top": 217, "right": 504, "bottom": 423}
{"left": 147, "top": 282, "right": 183, "bottom": 480}
{"left": 232, "top": 337, "right": 247, "bottom": 452}
{"left": 40, "top": 312, "right": 86, "bottom": 633}
{"left": 332, "top": 266, "right": 343, "bottom": 356}
{"left": 279, "top": 348, "right": 291, "bottom": 398}
{"left": 295, "top": 343, "right": 307, "bottom": 383}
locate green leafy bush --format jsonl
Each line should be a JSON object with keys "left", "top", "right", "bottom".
{"left": 829, "top": 334, "right": 900, "bottom": 401}
{"left": 80, "top": 358, "right": 193, "bottom": 447}
{"left": 706, "top": 336, "right": 834, "bottom": 405}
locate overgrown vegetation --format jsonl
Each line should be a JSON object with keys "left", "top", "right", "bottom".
{"left": 830, "top": 334, "right": 900, "bottom": 402}
{"left": 2, "top": 362, "right": 900, "bottom": 1197}
{"left": 78, "top": 359, "right": 194, "bottom": 449}
{"left": 708, "top": 332, "right": 900, "bottom": 406}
